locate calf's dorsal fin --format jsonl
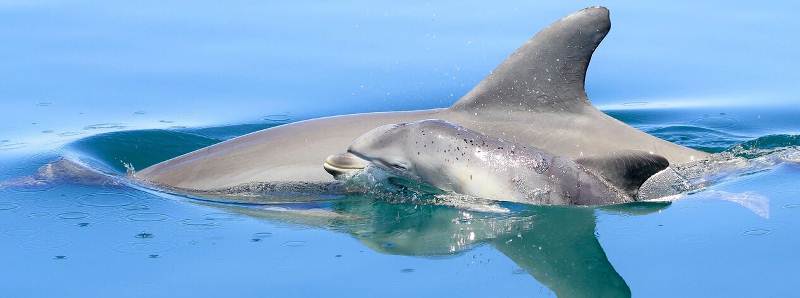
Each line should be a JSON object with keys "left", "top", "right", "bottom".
{"left": 576, "top": 150, "right": 669, "bottom": 198}
{"left": 450, "top": 6, "right": 610, "bottom": 113}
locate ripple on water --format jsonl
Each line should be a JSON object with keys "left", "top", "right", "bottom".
{"left": 263, "top": 114, "right": 291, "bottom": 123}
{"left": 181, "top": 218, "right": 218, "bottom": 229}
{"left": 123, "top": 204, "right": 150, "bottom": 211}
{"left": 743, "top": 228, "right": 771, "bottom": 236}
{"left": 57, "top": 131, "right": 83, "bottom": 137}
{"left": 202, "top": 212, "right": 242, "bottom": 221}
{"left": 83, "top": 123, "right": 127, "bottom": 130}
{"left": 282, "top": 241, "right": 306, "bottom": 247}
{"left": 78, "top": 192, "right": 137, "bottom": 207}
{"left": 58, "top": 211, "right": 89, "bottom": 220}
{"left": 29, "top": 212, "right": 50, "bottom": 218}
{"left": 127, "top": 213, "right": 169, "bottom": 222}
{"left": 690, "top": 114, "right": 739, "bottom": 130}
{"left": 0, "top": 202, "right": 19, "bottom": 211}
{"left": 253, "top": 232, "right": 273, "bottom": 238}
{"left": 3, "top": 228, "right": 38, "bottom": 238}
{"left": 0, "top": 142, "right": 26, "bottom": 150}
{"left": 251, "top": 232, "right": 273, "bottom": 242}
{"left": 34, "top": 194, "right": 76, "bottom": 208}
{"left": 114, "top": 241, "right": 175, "bottom": 255}
{"left": 621, "top": 101, "right": 649, "bottom": 107}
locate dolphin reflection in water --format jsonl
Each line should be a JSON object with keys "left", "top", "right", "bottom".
{"left": 212, "top": 197, "right": 671, "bottom": 297}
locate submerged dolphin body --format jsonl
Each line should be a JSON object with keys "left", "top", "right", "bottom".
{"left": 136, "top": 7, "right": 708, "bottom": 193}
{"left": 345, "top": 119, "right": 668, "bottom": 205}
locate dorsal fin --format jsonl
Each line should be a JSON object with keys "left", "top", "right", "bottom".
{"left": 575, "top": 150, "right": 669, "bottom": 198}
{"left": 450, "top": 6, "right": 610, "bottom": 113}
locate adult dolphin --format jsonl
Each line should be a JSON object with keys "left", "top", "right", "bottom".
{"left": 136, "top": 6, "right": 708, "bottom": 192}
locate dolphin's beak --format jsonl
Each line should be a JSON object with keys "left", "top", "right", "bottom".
{"left": 323, "top": 152, "right": 368, "bottom": 178}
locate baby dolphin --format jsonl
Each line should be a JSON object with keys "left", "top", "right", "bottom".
{"left": 344, "top": 120, "right": 669, "bottom": 206}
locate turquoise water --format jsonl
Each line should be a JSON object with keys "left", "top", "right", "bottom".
{"left": 2, "top": 1, "right": 800, "bottom": 297}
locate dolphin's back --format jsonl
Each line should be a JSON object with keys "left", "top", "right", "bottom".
{"left": 136, "top": 7, "right": 707, "bottom": 192}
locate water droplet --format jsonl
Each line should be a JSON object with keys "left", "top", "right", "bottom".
{"left": 135, "top": 232, "right": 154, "bottom": 239}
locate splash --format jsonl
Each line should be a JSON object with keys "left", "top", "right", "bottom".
{"left": 639, "top": 134, "right": 800, "bottom": 201}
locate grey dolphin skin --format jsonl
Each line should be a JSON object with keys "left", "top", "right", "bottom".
{"left": 136, "top": 6, "right": 708, "bottom": 193}
{"left": 346, "top": 119, "right": 668, "bottom": 205}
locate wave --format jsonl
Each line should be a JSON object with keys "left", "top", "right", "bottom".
{"left": 63, "top": 122, "right": 284, "bottom": 174}
{"left": 644, "top": 125, "right": 751, "bottom": 153}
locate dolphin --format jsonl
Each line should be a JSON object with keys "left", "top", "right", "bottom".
{"left": 344, "top": 119, "right": 668, "bottom": 205}
{"left": 135, "top": 6, "right": 709, "bottom": 193}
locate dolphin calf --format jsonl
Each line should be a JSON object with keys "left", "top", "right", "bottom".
{"left": 135, "top": 6, "right": 708, "bottom": 193}
{"left": 343, "top": 119, "right": 668, "bottom": 205}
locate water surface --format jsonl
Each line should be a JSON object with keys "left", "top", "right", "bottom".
{"left": 2, "top": 1, "right": 800, "bottom": 297}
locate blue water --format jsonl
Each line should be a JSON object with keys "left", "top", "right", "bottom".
{"left": 2, "top": 2, "right": 800, "bottom": 297}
